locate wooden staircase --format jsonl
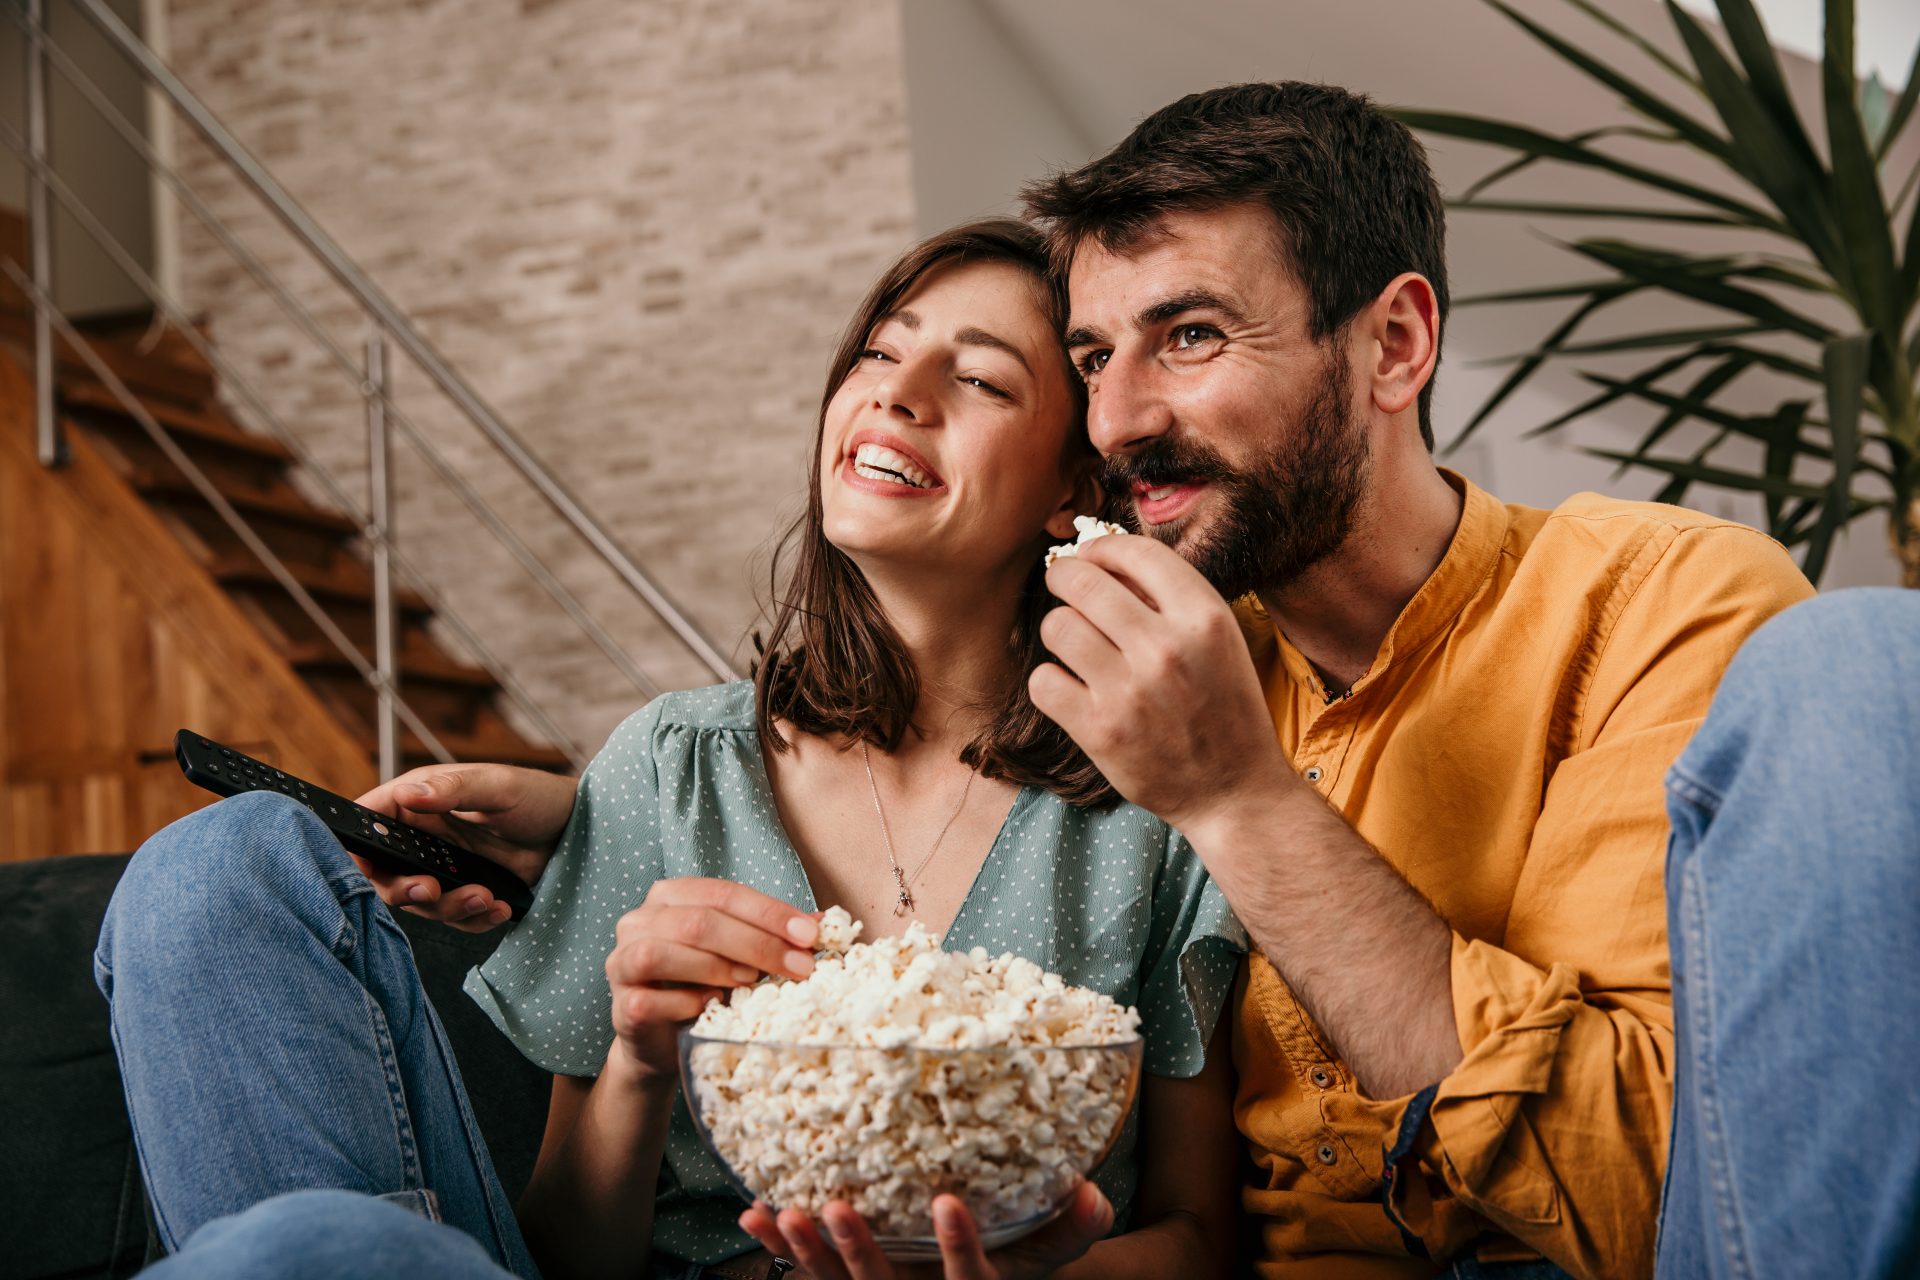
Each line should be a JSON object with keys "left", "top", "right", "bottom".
{"left": 0, "top": 210, "right": 570, "bottom": 859}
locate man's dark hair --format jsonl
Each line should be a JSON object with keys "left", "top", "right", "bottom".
{"left": 1024, "top": 81, "right": 1449, "bottom": 450}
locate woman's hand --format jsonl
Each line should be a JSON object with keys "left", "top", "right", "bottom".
{"left": 352, "top": 763, "right": 576, "bottom": 931}
{"left": 352, "top": 763, "right": 578, "bottom": 932}
{"left": 606, "top": 878, "right": 821, "bottom": 1079}
{"left": 737, "top": 1183, "right": 1113, "bottom": 1280}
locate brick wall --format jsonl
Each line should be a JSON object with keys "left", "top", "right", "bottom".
{"left": 165, "top": 0, "right": 916, "bottom": 758}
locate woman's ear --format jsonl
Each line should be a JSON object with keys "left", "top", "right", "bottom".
{"left": 1043, "top": 459, "right": 1104, "bottom": 541}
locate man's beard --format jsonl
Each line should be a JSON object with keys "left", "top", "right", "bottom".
{"left": 1099, "top": 350, "right": 1370, "bottom": 600}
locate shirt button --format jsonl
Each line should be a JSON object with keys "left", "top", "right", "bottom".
{"left": 1310, "top": 1067, "right": 1333, "bottom": 1088}
{"left": 1304, "top": 766, "right": 1324, "bottom": 783}
{"left": 1316, "top": 1144, "right": 1338, "bottom": 1166}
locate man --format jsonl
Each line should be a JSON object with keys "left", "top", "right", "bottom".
{"left": 1019, "top": 82, "right": 1813, "bottom": 1278}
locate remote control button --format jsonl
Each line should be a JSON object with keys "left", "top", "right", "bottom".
{"left": 372, "top": 821, "right": 390, "bottom": 837}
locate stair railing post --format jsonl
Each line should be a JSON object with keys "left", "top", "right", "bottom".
{"left": 365, "top": 331, "right": 400, "bottom": 781}
{"left": 25, "top": 0, "right": 63, "bottom": 468}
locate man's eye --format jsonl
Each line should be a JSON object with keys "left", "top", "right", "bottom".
{"left": 1075, "top": 350, "right": 1110, "bottom": 379}
{"left": 1171, "top": 324, "right": 1222, "bottom": 350}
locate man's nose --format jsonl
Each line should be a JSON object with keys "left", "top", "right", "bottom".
{"left": 1087, "top": 354, "right": 1171, "bottom": 457}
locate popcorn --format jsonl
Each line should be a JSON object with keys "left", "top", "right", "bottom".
{"left": 813, "top": 904, "right": 863, "bottom": 957}
{"left": 1043, "top": 515, "right": 1127, "bottom": 568}
{"left": 686, "top": 913, "right": 1141, "bottom": 1239}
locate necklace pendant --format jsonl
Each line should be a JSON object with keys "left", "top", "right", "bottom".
{"left": 893, "top": 868, "right": 914, "bottom": 916}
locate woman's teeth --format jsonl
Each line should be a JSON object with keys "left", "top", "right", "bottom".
{"left": 853, "top": 443, "right": 935, "bottom": 489}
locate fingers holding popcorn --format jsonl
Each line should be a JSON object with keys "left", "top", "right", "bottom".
{"left": 603, "top": 877, "right": 816, "bottom": 1077}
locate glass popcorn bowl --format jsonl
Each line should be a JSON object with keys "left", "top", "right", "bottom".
{"left": 678, "top": 1030, "right": 1144, "bottom": 1260}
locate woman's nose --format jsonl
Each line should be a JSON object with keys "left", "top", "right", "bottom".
{"left": 871, "top": 358, "right": 937, "bottom": 424}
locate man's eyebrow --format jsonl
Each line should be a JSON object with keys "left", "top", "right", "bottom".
{"left": 1062, "top": 290, "right": 1248, "bottom": 351}
{"left": 1137, "top": 289, "right": 1248, "bottom": 329}
{"left": 953, "top": 325, "right": 1032, "bottom": 372}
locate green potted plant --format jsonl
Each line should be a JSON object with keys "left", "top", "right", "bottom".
{"left": 1393, "top": 0, "right": 1919, "bottom": 586}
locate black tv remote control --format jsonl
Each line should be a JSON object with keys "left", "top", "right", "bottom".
{"left": 174, "top": 729, "right": 534, "bottom": 918}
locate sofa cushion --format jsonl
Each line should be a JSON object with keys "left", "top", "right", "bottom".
{"left": 0, "top": 853, "right": 550, "bottom": 1279}
{"left": 0, "top": 853, "right": 149, "bottom": 1279}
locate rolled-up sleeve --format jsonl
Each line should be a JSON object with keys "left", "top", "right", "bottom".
{"left": 1377, "top": 523, "right": 1810, "bottom": 1279}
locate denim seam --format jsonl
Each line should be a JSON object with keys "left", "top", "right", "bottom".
{"left": 103, "top": 1008, "right": 188, "bottom": 1253}
{"left": 359, "top": 982, "right": 427, "bottom": 1193}
{"left": 1665, "top": 766, "right": 1725, "bottom": 818}
{"left": 1680, "top": 857, "right": 1756, "bottom": 1280}
{"left": 415, "top": 978, "right": 532, "bottom": 1267}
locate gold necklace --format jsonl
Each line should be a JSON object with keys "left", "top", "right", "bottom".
{"left": 859, "top": 741, "right": 978, "bottom": 916}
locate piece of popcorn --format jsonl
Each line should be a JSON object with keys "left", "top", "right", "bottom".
{"left": 814, "top": 905, "right": 862, "bottom": 956}
{"left": 1043, "top": 515, "right": 1127, "bottom": 568}
{"left": 687, "top": 910, "right": 1141, "bottom": 1238}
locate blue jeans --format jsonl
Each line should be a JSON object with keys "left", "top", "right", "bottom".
{"left": 1656, "top": 589, "right": 1920, "bottom": 1279}
{"left": 94, "top": 790, "right": 537, "bottom": 1277}
{"left": 135, "top": 1189, "right": 516, "bottom": 1279}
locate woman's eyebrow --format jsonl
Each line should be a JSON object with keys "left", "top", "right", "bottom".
{"left": 953, "top": 326, "right": 1032, "bottom": 373}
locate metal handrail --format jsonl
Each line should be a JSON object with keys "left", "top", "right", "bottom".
{"left": 69, "top": 0, "right": 738, "bottom": 683}
{"left": 2, "top": 258, "right": 460, "bottom": 766}
{"left": 0, "top": 57, "right": 665, "bottom": 722}
{"left": 3, "top": 1, "right": 764, "bottom": 778}
{"left": 7, "top": 21, "right": 667, "bottom": 711}
{"left": 0, "top": 119, "right": 591, "bottom": 767}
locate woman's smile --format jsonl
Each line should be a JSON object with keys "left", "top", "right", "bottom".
{"left": 842, "top": 430, "right": 947, "bottom": 496}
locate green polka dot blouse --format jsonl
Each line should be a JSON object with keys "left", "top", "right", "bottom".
{"left": 464, "top": 681, "right": 1246, "bottom": 1266}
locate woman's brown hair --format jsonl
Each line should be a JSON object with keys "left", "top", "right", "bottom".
{"left": 752, "top": 218, "right": 1117, "bottom": 807}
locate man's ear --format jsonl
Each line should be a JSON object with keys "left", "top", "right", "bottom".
{"left": 1044, "top": 459, "right": 1104, "bottom": 541}
{"left": 1366, "top": 272, "right": 1440, "bottom": 419}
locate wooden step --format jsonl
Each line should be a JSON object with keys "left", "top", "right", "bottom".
{"left": 209, "top": 555, "right": 430, "bottom": 614}
{"left": 282, "top": 642, "right": 497, "bottom": 687}
{"left": 213, "top": 553, "right": 438, "bottom": 656}
{"left": 130, "top": 470, "right": 362, "bottom": 573}
{"left": 0, "top": 305, "right": 217, "bottom": 407}
{"left": 399, "top": 725, "right": 573, "bottom": 774}
{"left": 130, "top": 469, "right": 360, "bottom": 535}
{"left": 61, "top": 377, "right": 294, "bottom": 463}
{"left": 307, "top": 669, "right": 491, "bottom": 741}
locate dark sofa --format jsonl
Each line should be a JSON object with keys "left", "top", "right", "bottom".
{"left": 1, "top": 853, "right": 551, "bottom": 1279}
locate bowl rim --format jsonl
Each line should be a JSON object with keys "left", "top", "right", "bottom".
{"left": 679, "top": 1028, "right": 1144, "bottom": 1055}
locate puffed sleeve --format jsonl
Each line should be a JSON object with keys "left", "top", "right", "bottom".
{"left": 463, "top": 698, "right": 669, "bottom": 1076}
{"left": 1136, "top": 827, "right": 1247, "bottom": 1078}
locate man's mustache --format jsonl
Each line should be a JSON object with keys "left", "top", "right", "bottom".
{"left": 1098, "top": 437, "right": 1236, "bottom": 499}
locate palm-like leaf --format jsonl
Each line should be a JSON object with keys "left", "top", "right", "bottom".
{"left": 1391, "top": 0, "right": 1920, "bottom": 586}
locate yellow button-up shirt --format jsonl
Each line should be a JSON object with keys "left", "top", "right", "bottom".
{"left": 1234, "top": 474, "right": 1813, "bottom": 1280}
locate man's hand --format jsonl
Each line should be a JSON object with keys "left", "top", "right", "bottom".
{"left": 1030, "top": 534, "right": 1297, "bottom": 836}
{"left": 353, "top": 763, "right": 577, "bottom": 932}
{"left": 738, "top": 1182, "right": 1112, "bottom": 1280}
{"left": 1033, "top": 534, "right": 1460, "bottom": 1096}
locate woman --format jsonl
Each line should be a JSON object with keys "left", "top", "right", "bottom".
{"left": 96, "top": 220, "right": 1243, "bottom": 1280}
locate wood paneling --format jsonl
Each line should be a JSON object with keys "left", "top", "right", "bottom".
{"left": 0, "top": 356, "right": 375, "bottom": 860}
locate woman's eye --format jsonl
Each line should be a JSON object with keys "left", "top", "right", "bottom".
{"left": 1171, "top": 324, "right": 1222, "bottom": 350}
{"left": 859, "top": 347, "right": 893, "bottom": 363}
{"left": 962, "top": 375, "right": 1011, "bottom": 400}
